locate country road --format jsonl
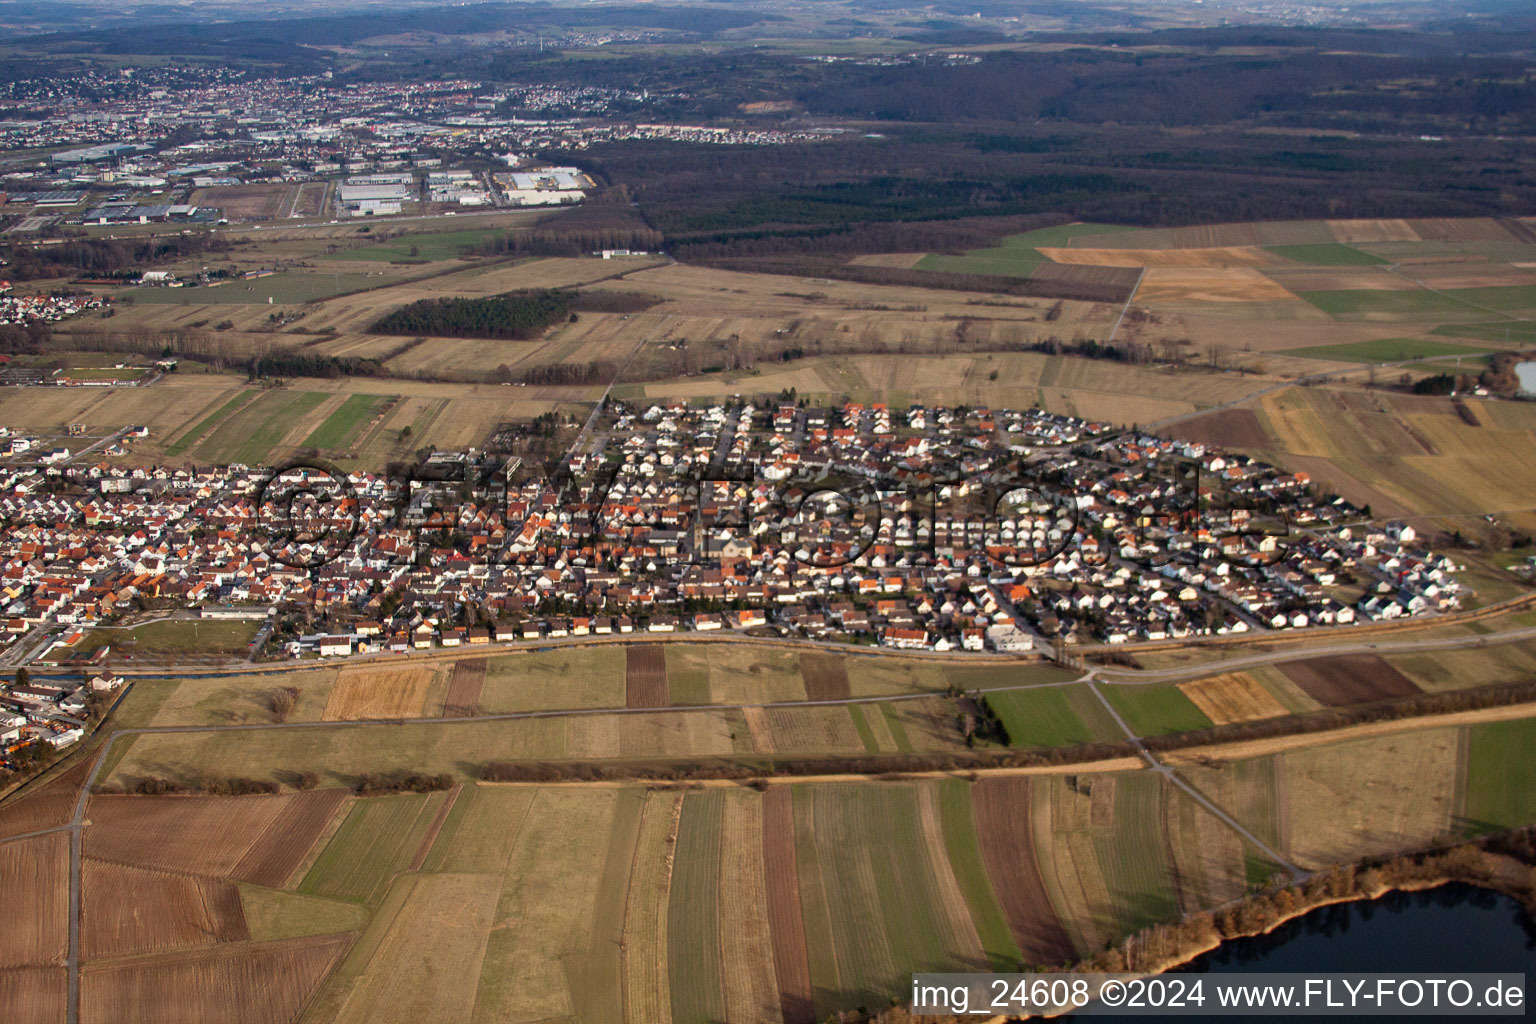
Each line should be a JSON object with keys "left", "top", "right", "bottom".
{"left": 1084, "top": 675, "right": 1306, "bottom": 880}
{"left": 1094, "top": 624, "right": 1536, "bottom": 684}
{"left": 20, "top": 615, "right": 1536, "bottom": 1023}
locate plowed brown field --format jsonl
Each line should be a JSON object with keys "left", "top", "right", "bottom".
{"left": 80, "top": 934, "right": 350, "bottom": 1024}
{"left": 0, "top": 833, "right": 68, "bottom": 966}
{"left": 0, "top": 757, "right": 93, "bottom": 840}
{"left": 800, "top": 653, "right": 852, "bottom": 702}
{"left": 626, "top": 645, "right": 669, "bottom": 708}
{"left": 0, "top": 967, "right": 67, "bottom": 1024}
{"left": 443, "top": 659, "right": 487, "bottom": 717}
{"left": 1279, "top": 655, "right": 1421, "bottom": 707}
{"left": 81, "top": 860, "right": 248, "bottom": 958}
{"left": 761, "top": 788, "right": 814, "bottom": 1024}
{"left": 230, "top": 789, "right": 350, "bottom": 888}
{"left": 86, "top": 791, "right": 343, "bottom": 882}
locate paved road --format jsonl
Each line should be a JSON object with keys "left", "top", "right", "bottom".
{"left": 1083, "top": 674, "right": 1306, "bottom": 880}
{"left": 1094, "top": 624, "right": 1536, "bottom": 684}
{"left": 1104, "top": 267, "right": 1145, "bottom": 345}
{"left": 24, "top": 613, "right": 1536, "bottom": 1021}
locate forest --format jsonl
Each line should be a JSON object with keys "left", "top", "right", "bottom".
{"left": 0, "top": 231, "right": 231, "bottom": 281}
{"left": 370, "top": 291, "right": 574, "bottom": 341}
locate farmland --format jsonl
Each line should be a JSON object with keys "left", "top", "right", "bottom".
{"left": 4, "top": 698, "right": 1536, "bottom": 1022}
{"left": 320, "top": 665, "right": 439, "bottom": 721}
{"left": 10, "top": 206, "right": 1536, "bottom": 1021}
{"left": 1096, "top": 683, "right": 1213, "bottom": 736}
{"left": 983, "top": 684, "right": 1123, "bottom": 748}
{"left": 299, "top": 792, "right": 447, "bottom": 903}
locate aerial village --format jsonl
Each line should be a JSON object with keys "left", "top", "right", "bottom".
{"left": 0, "top": 399, "right": 1461, "bottom": 691}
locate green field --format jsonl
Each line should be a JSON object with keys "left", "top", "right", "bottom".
{"left": 75, "top": 618, "right": 260, "bottom": 658}
{"left": 1280, "top": 337, "right": 1491, "bottom": 363}
{"left": 667, "top": 791, "right": 726, "bottom": 1024}
{"left": 667, "top": 647, "right": 712, "bottom": 706}
{"left": 1462, "top": 718, "right": 1536, "bottom": 833}
{"left": 299, "top": 792, "right": 445, "bottom": 903}
{"left": 943, "top": 663, "right": 1079, "bottom": 690}
{"left": 1296, "top": 289, "right": 1488, "bottom": 318}
{"left": 322, "top": 228, "right": 509, "bottom": 263}
{"left": 1264, "top": 243, "right": 1389, "bottom": 266}
{"left": 195, "top": 389, "right": 329, "bottom": 464}
{"left": 301, "top": 393, "right": 388, "bottom": 450}
{"left": 165, "top": 389, "right": 255, "bottom": 456}
{"left": 120, "top": 271, "right": 390, "bottom": 305}
{"left": 984, "top": 684, "right": 1123, "bottom": 748}
{"left": 1097, "top": 683, "right": 1212, "bottom": 737}
{"left": 800, "top": 783, "right": 978, "bottom": 1015}
{"left": 1088, "top": 773, "right": 1182, "bottom": 933}
{"left": 1430, "top": 321, "right": 1536, "bottom": 345}
{"left": 239, "top": 884, "right": 372, "bottom": 942}
{"left": 1443, "top": 284, "right": 1536, "bottom": 312}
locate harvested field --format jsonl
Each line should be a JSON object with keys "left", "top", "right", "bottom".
{"left": 847, "top": 253, "right": 926, "bottom": 269}
{"left": 332, "top": 873, "right": 499, "bottom": 1024}
{"left": 1278, "top": 655, "right": 1421, "bottom": 707}
{"left": 321, "top": 665, "right": 436, "bottom": 721}
{"left": 81, "top": 859, "right": 248, "bottom": 958}
{"left": 479, "top": 647, "right": 626, "bottom": 713}
{"left": 1328, "top": 219, "right": 1422, "bottom": 244}
{"left": 1280, "top": 728, "right": 1460, "bottom": 867}
{"left": 742, "top": 706, "right": 776, "bottom": 754}
{"left": 1038, "top": 246, "right": 1280, "bottom": 268}
{"left": 1177, "top": 673, "right": 1288, "bottom": 725}
{"left": 86, "top": 790, "right": 345, "bottom": 886}
{"left": 718, "top": 791, "right": 781, "bottom": 1024}
{"left": 762, "top": 788, "right": 814, "bottom": 1024}
{"left": 971, "top": 778, "right": 1076, "bottom": 965}
{"left": 80, "top": 933, "right": 350, "bottom": 1024}
{"left": 1065, "top": 221, "right": 1333, "bottom": 249}
{"left": 1135, "top": 267, "right": 1301, "bottom": 304}
{"left": 1261, "top": 267, "right": 1414, "bottom": 291}
{"left": 1407, "top": 217, "right": 1527, "bottom": 244}
{"left": 0, "top": 967, "right": 66, "bottom": 1024}
{"left": 626, "top": 645, "right": 670, "bottom": 709}
{"left": 0, "top": 833, "right": 68, "bottom": 966}
{"left": 800, "top": 652, "right": 852, "bottom": 701}
{"left": 443, "top": 659, "right": 487, "bottom": 718}
{"left": 620, "top": 792, "right": 680, "bottom": 1024}
{"left": 1158, "top": 408, "right": 1272, "bottom": 450}
{"left": 473, "top": 789, "right": 623, "bottom": 1023}
{"left": 0, "top": 756, "right": 93, "bottom": 840}
{"left": 190, "top": 183, "right": 293, "bottom": 221}
{"left": 1395, "top": 263, "right": 1536, "bottom": 289}
{"left": 765, "top": 705, "right": 866, "bottom": 755}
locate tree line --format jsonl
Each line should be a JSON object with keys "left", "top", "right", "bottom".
{"left": 370, "top": 290, "right": 574, "bottom": 341}
{"left": 0, "top": 231, "right": 231, "bottom": 281}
